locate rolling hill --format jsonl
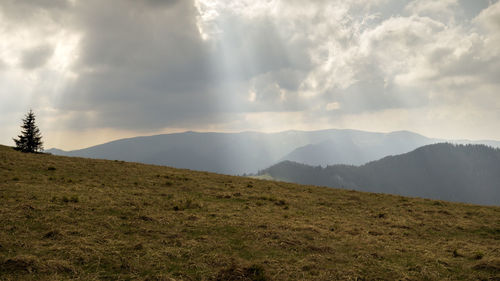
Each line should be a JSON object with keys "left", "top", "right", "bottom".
{"left": 1, "top": 145, "right": 499, "bottom": 280}
{"left": 259, "top": 143, "right": 500, "bottom": 206}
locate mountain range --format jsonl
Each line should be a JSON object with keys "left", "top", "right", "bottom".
{"left": 46, "top": 129, "right": 500, "bottom": 175}
{"left": 259, "top": 143, "right": 500, "bottom": 206}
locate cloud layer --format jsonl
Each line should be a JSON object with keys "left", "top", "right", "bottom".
{"left": 1, "top": 0, "right": 499, "bottom": 149}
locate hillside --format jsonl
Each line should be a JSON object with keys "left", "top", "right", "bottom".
{"left": 260, "top": 143, "right": 500, "bottom": 206}
{"left": 46, "top": 129, "right": 444, "bottom": 175}
{"left": 1, "top": 145, "right": 499, "bottom": 280}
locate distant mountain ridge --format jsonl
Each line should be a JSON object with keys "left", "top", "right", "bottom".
{"left": 46, "top": 129, "right": 500, "bottom": 175}
{"left": 46, "top": 129, "right": 437, "bottom": 174}
{"left": 281, "top": 130, "right": 437, "bottom": 166}
{"left": 259, "top": 143, "right": 500, "bottom": 206}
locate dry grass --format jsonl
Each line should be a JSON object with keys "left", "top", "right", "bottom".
{"left": 0, "top": 145, "right": 499, "bottom": 280}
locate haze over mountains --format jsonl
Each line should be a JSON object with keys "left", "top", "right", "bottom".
{"left": 259, "top": 143, "right": 500, "bottom": 206}
{"left": 47, "top": 129, "right": 500, "bottom": 175}
{"left": 281, "top": 131, "right": 436, "bottom": 166}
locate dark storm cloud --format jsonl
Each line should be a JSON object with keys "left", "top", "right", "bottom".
{"left": 55, "top": 0, "right": 316, "bottom": 130}
{"left": 58, "top": 0, "right": 222, "bottom": 129}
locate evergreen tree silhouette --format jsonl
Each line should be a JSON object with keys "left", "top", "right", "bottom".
{"left": 13, "top": 109, "right": 44, "bottom": 153}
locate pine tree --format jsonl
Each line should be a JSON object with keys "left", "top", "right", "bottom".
{"left": 13, "top": 109, "right": 44, "bottom": 153}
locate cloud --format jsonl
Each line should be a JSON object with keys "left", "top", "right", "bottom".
{"left": 21, "top": 44, "right": 54, "bottom": 69}
{"left": 54, "top": 0, "right": 320, "bottom": 130}
{"left": 326, "top": 102, "right": 340, "bottom": 111}
{"left": 55, "top": 0, "right": 219, "bottom": 130}
{"left": 0, "top": 0, "right": 69, "bottom": 21}
{"left": 1, "top": 0, "right": 500, "bottom": 148}
{"left": 405, "top": 0, "right": 459, "bottom": 21}
{"left": 476, "top": 1, "right": 500, "bottom": 31}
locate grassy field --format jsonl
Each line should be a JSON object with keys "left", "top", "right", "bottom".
{"left": 0, "top": 145, "right": 499, "bottom": 280}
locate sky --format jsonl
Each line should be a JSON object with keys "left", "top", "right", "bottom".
{"left": 1, "top": 0, "right": 500, "bottom": 150}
